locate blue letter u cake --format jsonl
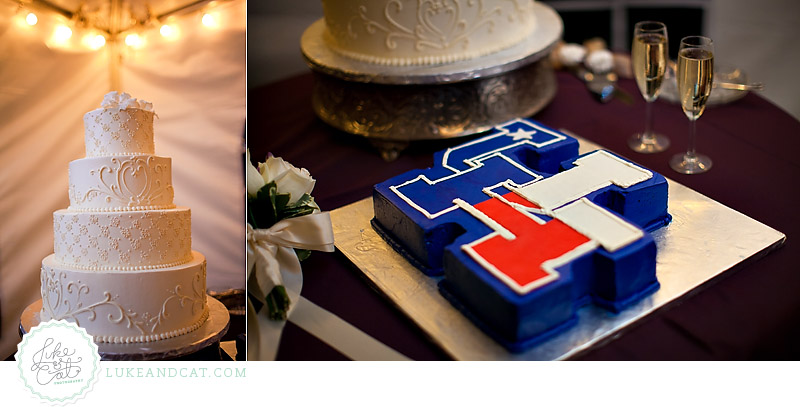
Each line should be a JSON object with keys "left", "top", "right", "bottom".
{"left": 372, "top": 118, "right": 671, "bottom": 352}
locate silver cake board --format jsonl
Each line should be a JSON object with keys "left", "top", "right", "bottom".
{"left": 330, "top": 136, "right": 786, "bottom": 361}
{"left": 20, "top": 297, "right": 230, "bottom": 361}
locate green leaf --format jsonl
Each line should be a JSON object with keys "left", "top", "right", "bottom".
{"left": 292, "top": 193, "right": 316, "bottom": 208}
{"left": 270, "top": 187, "right": 290, "bottom": 214}
{"left": 295, "top": 249, "right": 311, "bottom": 262}
{"left": 280, "top": 194, "right": 319, "bottom": 220}
{"left": 247, "top": 186, "right": 321, "bottom": 233}
{"left": 248, "top": 181, "right": 296, "bottom": 229}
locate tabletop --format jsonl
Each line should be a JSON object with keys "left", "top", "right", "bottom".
{"left": 247, "top": 68, "right": 800, "bottom": 360}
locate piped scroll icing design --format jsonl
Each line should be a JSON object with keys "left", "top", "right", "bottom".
{"left": 40, "top": 267, "right": 145, "bottom": 334}
{"left": 149, "top": 263, "right": 206, "bottom": 332}
{"left": 40, "top": 263, "right": 208, "bottom": 343}
{"left": 338, "top": 0, "right": 535, "bottom": 65}
{"left": 69, "top": 156, "right": 175, "bottom": 209}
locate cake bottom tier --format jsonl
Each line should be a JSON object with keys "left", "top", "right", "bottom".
{"left": 40, "top": 251, "right": 208, "bottom": 343}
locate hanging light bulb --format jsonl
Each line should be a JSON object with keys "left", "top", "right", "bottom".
{"left": 52, "top": 24, "right": 73, "bottom": 44}
{"left": 83, "top": 33, "right": 106, "bottom": 50}
{"left": 159, "top": 24, "right": 172, "bottom": 37}
{"left": 125, "top": 33, "right": 144, "bottom": 48}
{"left": 160, "top": 23, "right": 179, "bottom": 39}
{"left": 25, "top": 12, "right": 38, "bottom": 26}
{"left": 201, "top": 12, "right": 219, "bottom": 29}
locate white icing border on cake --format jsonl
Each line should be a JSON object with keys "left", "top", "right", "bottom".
{"left": 453, "top": 198, "right": 515, "bottom": 240}
{"left": 481, "top": 181, "right": 548, "bottom": 224}
{"left": 55, "top": 258, "right": 193, "bottom": 272}
{"left": 92, "top": 307, "right": 209, "bottom": 344}
{"left": 67, "top": 204, "right": 177, "bottom": 212}
{"left": 389, "top": 119, "right": 566, "bottom": 219}
{"left": 324, "top": 29, "right": 536, "bottom": 66}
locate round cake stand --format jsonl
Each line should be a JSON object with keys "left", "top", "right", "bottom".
{"left": 20, "top": 297, "right": 230, "bottom": 361}
{"left": 299, "top": 2, "right": 564, "bottom": 159}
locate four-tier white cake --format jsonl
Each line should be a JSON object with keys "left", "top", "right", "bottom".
{"left": 40, "top": 92, "right": 209, "bottom": 344}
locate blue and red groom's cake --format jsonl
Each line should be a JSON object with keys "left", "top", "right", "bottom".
{"left": 372, "top": 118, "right": 671, "bottom": 352}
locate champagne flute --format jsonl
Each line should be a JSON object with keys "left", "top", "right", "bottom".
{"left": 670, "top": 36, "right": 714, "bottom": 174}
{"left": 629, "top": 21, "right": 670, "bottom": 153}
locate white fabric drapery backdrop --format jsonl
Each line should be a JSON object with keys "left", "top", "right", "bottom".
{"left": 0, "top": 0, "right": 245, "bottom": 359}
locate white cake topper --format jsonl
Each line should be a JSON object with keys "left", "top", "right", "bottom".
{"left": 100, "top": 91, "right": 154, "bottom": 112}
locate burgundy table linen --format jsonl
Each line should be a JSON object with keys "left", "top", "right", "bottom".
{"left": 248, "top": 70, "right": 800, "bottom": 360}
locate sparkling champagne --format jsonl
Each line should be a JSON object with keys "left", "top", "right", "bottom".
{"left": 677, "top": 48, "right": 714, "bottom": 120}
{"left": 632, "top": 33, "right": 667, "bottom": 101}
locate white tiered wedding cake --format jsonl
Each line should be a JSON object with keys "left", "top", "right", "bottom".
{"left": 40, "top": 92, "right": 209, "bottom": 344}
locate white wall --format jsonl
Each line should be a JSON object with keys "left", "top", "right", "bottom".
{"left": 708, "top": 0, "right": 800, "bottom": 120}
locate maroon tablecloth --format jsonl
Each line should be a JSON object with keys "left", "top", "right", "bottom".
{"left": 248, "top": 69, "right": 800, "bottom": 360}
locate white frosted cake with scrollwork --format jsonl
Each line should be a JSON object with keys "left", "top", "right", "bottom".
{"left": 39, "top": 92, "right": 209, "bottom": 344}
{"left": 321, "top": 0, "right": 538, "bottom": 66}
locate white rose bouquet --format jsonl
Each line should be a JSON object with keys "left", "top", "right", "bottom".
{"left": 246, "top": 150, "right": 334, "bottom": 323}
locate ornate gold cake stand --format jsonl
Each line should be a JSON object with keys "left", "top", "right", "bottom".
{"left": 20, "top": 297, "right": 230, "bottom": 361}
{"left": 300, "top": 2, "right": 564, "bottom": 160}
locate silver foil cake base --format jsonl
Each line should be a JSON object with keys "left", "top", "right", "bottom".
{"left": 300, "top": 3, "right": 563, "bottom": 159}
{"left": 330, "top": 135, "right": 786, "bottom": 360}
{"left": 20, "top": 296, "right": 230, "bottom": 361}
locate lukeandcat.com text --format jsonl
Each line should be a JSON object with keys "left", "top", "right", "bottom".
{"left": 104, "top": 367, "right": 245, "bottom": 379}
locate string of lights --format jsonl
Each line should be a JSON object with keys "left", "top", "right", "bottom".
{"left": 8, "top": 0, "right": 237, "bottom": 52}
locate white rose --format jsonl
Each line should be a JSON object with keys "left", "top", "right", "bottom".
{"left": 245, "top": 149, "right": 265, "bottom": 197}
{"left": 99, "top": 91, "right": 154, "bottom": 111}
{"left": 261, "top": 156, "right": 316, "bottom": 205}
{"left": 101, "top": 91, "right": 120, "bottom": 108}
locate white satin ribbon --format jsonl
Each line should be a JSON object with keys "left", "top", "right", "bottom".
{"left": 290, "top": 297, "right": 410, "bottom": 361}
{"left": 246, "top": 212, "right": 334, "bottom": 360}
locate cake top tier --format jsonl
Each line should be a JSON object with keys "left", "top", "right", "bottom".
{"left": 321, "top": 0, "right": 538, "bottom": 66}
{"left": 83, "top": 92, "right": 156, "bottom": 157}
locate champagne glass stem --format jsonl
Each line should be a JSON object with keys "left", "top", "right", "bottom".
{"left": 629, "top": 97, "right": 669, "bottom": 152}
{"left": 643, "top": 100, "right": 654, "bottom": 143}
{"left": 687, "top": 118, "right": 698, "bottom": 161}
